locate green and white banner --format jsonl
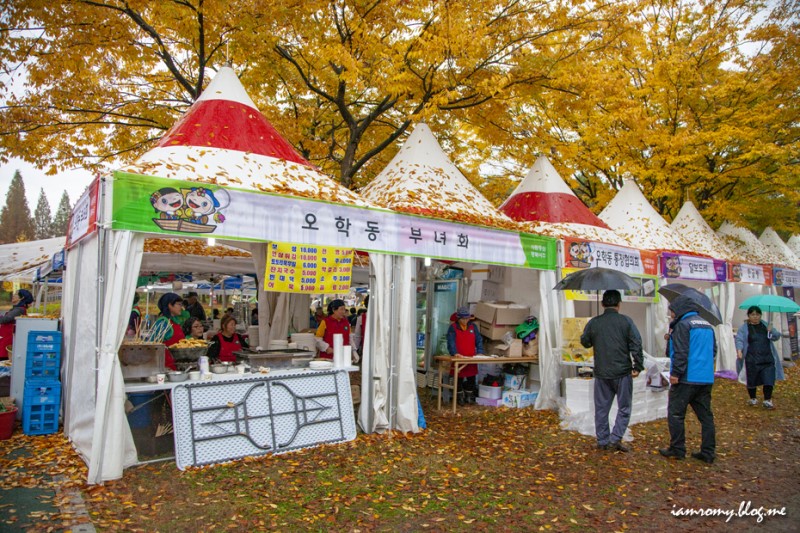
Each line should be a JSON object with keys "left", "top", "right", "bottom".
{"left": 111, "top": 172, "right": 557, "bottom": 270}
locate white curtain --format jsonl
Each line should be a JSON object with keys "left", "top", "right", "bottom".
{"left": 652, "top": 296, "right": 669, "bottom": 359}
{"left": 62, "top": 237, "right": 99, "bottom": 463}
{"left": 88, "top": 230, "right": 145, "bottom": 483}
{"left": 392, "top": 256, "right": 419, "bottom": 433}
{"left": 359, "top": 254, "right": 390, "bottom": 433}
{"left": 535, "top": 270, "right": 562, "bottom": 410}
{"left": 717, "top": 282, "right": 737, "bottom": 371}
{"left": 249, "top": 243, "right": 272, "bottom": 346}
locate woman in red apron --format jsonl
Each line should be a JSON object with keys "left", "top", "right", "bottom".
{"left": 147, "top": 292, "right": 183, "bottom": 370}
{"left": 446, "top": 306, "right": 484, "bottom": 405}
{"left": 0, "top": 289, "right": 34, "bottom": 359}
{"left": 207, "top": 315, "right": 248, "bottom": 363}
{"left": 315, "top": 299, "right": 351, "bottom": 360}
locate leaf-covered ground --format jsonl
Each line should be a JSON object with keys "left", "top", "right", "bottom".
{"left": 2, "top": 367, "right": 799, "bottom": 532}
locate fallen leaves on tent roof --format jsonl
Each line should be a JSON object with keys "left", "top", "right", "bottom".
{"left": 143, "top": 238, "right": 250, "bottom": 257}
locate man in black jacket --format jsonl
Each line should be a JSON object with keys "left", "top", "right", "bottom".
{"left": 581, "top": 290, "right": 644, "bottom": 452}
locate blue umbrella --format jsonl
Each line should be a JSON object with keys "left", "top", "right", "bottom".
{"left": 738, "top": 294, "right": 800, "bottom": 314}
{"left": 658, "top": 284, "right": 722, "bottom": 326}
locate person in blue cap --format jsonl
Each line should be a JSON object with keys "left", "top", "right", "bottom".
{"left": 446, "top": 306, "right": 484, "bottom": 405}
{"left": 0, "top": 289, "right": 35, "bottom": 358}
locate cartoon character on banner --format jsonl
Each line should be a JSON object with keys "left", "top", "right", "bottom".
{"left": 568, "top": 241, "right": 593, "bottom": 268}
{"left": 150, "top": 187, "right": 185, "bottom": 220}
{"left": 730, "top": 263, "right": 742, "bottom": 282}
{"left": 150, "top": 186, "right": 231, "bottom": 234}
{"left": 774, "top": 269, "right": 784, "bottom": 286}
{"left": 664, "top": 256, "right": 682, "bottom": 278}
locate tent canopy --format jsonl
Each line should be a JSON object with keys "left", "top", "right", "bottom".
{"left": 499, "top": 156, "right": 630, "bottom": 246}
{"left": 670, "top": 202, "right": 738, "bottom": 262}
{"left": 0, "top": 237, "right": 66, "bottom": 282}
{"left": 599, "top": 180, "right": 694, "bottom": 253}
{"left": 759, "top": 228, "right": 800, "bottom": 269}
{"left": 360, "top": 123, "right": 517, "bottom": 230}
{"left": 717, "top": 222, "right": 783, "bottom": 265}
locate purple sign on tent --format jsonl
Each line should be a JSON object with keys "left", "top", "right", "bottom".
{"left": 660, "top": 252, "right": 727, "bottom": 282}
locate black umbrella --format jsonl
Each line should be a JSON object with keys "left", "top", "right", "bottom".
{"left": 657, "top": 283, "right": 722, "bottom": 326}
{"left": 553, "top": 267, "right": 640, "bottom": 316}
{"left": 553, "top": 267, "right": 640, "bottom": 292}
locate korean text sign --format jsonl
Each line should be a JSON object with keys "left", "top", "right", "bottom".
{"left": 265, "top": 242, "right": 353, "bottom": 294}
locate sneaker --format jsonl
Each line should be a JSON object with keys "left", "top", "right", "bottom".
{"left": 691, "top": 452, "right": 714, "bottom": 464}
{"left": 610, "top": 441, "right": 631, "bottom": 453}
{"left": 748, "top": 398, "right": 759, "bottom": 406}
{"left": 763, "top": 400, "right": 774, "bottom": 409}
{"left": 658, "top": 448, "right": 685, "bottom": 460}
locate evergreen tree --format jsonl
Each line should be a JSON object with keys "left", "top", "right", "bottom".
{"left": 33, "top": 188, "right": 53, "bottom": 239}
{"left": 51, "top": 191, "right": 71, "bottom": 237}
{"left": 0, "top": 170, "right": 34, "bottom": 243}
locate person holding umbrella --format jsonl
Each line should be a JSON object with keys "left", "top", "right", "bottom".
{"left": 735, "top": 306, "right": 783, "bottom": 409}
{"left": 579, "top": 290, "right": 644, "bottom": 452}
{"left": 659, "top": 295, "right": 716, "bottom": 464}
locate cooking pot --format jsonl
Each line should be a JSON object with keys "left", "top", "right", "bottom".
{"left": 211, "top": 363, "right": 232, "bottom": 374}
{"left": 167, "top": 371, "right": 189, "bottom": 382}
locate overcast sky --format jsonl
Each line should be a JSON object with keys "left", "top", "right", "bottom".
{"left": 0, "top": 157, "right": 95, "bottom": 210}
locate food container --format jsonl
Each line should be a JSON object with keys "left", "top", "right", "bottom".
{"left": 167, "top": 371, "right": 189, "bottom": 382}
{"left": 146, "top": 375, "right": 159, "bottom": 383}
{"left": 211, "top": 363, "right": 231, "bottom": 374}
{"left": 188, "top": 371, "right": 201, "bottom": 381}
{"left": 169, "top": 346, "right": 208, "bottom": 361}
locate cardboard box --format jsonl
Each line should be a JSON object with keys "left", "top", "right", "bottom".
{"left": 477, "top": 320, "right": 517, "bottom": 340}
{"left": 502, "top": 389, "right": 538, "bottom": 408}
{"left": 466, "top": 279, "right": 501, "bottom": 303}
{"left": 465, "top": 264, "right": 505, "bottom": 282}
{"left": 474, "top": 301, "right": 529, "bottom": 326}
{"left": 478, "top": 384, "right": 502, "bottom": 399}
{"left": 507, "top": 338, "right": 522, "bottom": 357}
{"left": 476, "top": 397, "right": 503, "bottom": 407}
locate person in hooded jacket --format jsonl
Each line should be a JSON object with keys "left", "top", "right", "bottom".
{"left": 735, "top": 305, "right": 783, "bottom": 409}
{"left": 0, "top": 289, "right": 34, "bottom": 359}
{"left": 659, "top": 294, "right": 717, "bottom": 464}
{"left": 446, "top": 306, "right": 485, "bottom": 405}
{"left": 147, "top": 292, "right": 183, "bottom": 370}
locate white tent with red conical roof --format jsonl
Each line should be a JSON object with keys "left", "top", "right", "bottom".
{"left": 499, "top": 156, "right": 630, "bottom": 246}
{"left": 61, "top": 66, "right": 377, "bottom": 484}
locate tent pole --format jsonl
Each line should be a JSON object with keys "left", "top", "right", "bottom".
{"left": 93, "top": 177, "right": 110, "bottom": 481}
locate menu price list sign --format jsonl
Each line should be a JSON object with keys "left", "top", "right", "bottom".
{"left": 265, "top": 242, "right": 353, "bottom": 294}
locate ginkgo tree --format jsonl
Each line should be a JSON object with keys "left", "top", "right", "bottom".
{"left": 463, "top": 0, "right": 800, "bottom": 232}
{"left": 1, "top": 0, "right": 617, "bottom": 186}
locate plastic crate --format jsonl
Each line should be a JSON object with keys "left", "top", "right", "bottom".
{"left": 23, "top": 380, "right": 61, "bottom": 435}
{"left": 26, "top": 330, "right": 62, "bottom": 380}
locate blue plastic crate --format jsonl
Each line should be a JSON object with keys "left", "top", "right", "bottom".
{"left": 25, "top": 350, "right": 61, "bottom": 380}
{"left": 27, "top": 331, "right": 62, "bottom": 346}
{"left": 23, "top": 381, "right": 61, "bottom": 436}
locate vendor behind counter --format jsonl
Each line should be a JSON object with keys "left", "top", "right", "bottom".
{"left": 207, "top": 315, "right": 248, "bottom": 362}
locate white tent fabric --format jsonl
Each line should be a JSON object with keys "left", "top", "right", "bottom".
{"left": 519, "top": 221, "right": 631, "bottom": 247}
{"left": 759, "top": 228, "right": 800, "bottom": 269}
{"left": 88, "top": 230, "right": 144, "bottom": 483}
{"left": 599, "top": 181, "right": 693, "bottom": 252}
{"left": 717, "top": 222, "right": 783, "bottom": 265}
{"left": 787, "top": 235, "right": 800, "bottom": 259}
{"left": 0, "top": 236, "right": 65, "bottom": 281}
{"left": 358, "top": 254, "right": 419, "bottom": 433}
{"left": 717, "top": 282, "right": 738, "bottom": 371}
{"left": 670, "top": 202, "right": 738, "bottom": 261}
{"left": 360, "top": 123, "right": 517, "bottom": 230}
{"left": 535, "top": 269, "right": 562, "bottom": 409}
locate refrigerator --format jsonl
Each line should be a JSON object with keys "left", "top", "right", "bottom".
{"left": 416, "top": 280, "right": 463, "bottom": 374}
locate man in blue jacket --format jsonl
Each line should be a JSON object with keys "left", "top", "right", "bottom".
{"left": 659, "top": 295, "right": 717, "bottom": 464}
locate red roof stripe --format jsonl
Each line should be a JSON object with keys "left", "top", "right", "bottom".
{"left": 500, "top": 191, "right": 610, "bottom": 228}
{"left": 155, "top": 99, "right": 309, "bottom": 166}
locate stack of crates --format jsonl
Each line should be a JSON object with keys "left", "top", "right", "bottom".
{"left": 23, "top": 331, "right": 62, "bottom": 435}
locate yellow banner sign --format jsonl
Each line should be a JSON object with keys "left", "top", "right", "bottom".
{"left": 264, "top": 242, "right": 353, "bottom": 294}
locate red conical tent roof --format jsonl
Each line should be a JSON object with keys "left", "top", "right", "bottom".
{"left": 500, "top": 156, "right": 609, "bottom": 227}
{"left": 121, "top": 66, "right": 369, "bottom": 206}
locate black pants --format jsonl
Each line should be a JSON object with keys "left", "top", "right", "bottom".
{"left": 457, "top": 376, "right": 477, "bottom": 393}
{"left": 667, "top": 383, "right": 715, "bottom": 458}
